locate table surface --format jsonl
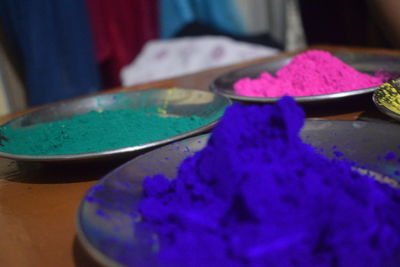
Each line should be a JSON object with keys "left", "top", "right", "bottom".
{"left": 1, "top": 45, "right": 399, "bottom": 267}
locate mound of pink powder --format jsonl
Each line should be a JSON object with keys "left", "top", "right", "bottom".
{"left": 234, "top": 50, "right": 386, "bottom": 97}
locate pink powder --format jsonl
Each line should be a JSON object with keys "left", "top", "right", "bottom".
{"left": 234, "top": 50, "right": 385, "bottom": 97}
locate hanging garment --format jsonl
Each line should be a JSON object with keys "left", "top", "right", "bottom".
{"left": 161, "top": 0, "right": 306, "bottom": 51}
{"left": 234, "top": 0, "right": 306, "bottom": 51}
{"left": 0, "top": 0, "right": 100, "bottom": 106}
{"left": 85, "top": 0, "right": 158, "bottom": 89}
{"left": 159, "top": 0, "right": 246, "bottom": 38}
{"left": 174, "top": 22, "right": 283, "bottom": 50}
{"left": 0, "top": 26, "right": 27, "bottom": 114}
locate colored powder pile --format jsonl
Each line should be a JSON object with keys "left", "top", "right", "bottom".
{"left": 234, "top": 50, "right": 386, "bottom": 97}
{"left": 139, "top": 97, "right": 400, "bottom": 267}
{"left": 0, "top": 106, "right": 217, "bottom": 155}
{"left": 374, "top": 80, "right": 400, "bottom": 114}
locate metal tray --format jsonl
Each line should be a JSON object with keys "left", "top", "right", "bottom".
{"left": 0, "top": 88, "right": 231, "bottom": 162}
{"left": 210, "top": 52, "right": 400, "bottom": 103}
{"left": 77, "top": 120, "right": 400, "bottom": 266}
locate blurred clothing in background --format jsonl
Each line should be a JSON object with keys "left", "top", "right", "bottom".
{"left": 0, "top": 0, "right": 305, "bottom": 106}
{"left": 85, "top": 0, "right": 158, "bottom": 89}
{"left": 0, "top": 0, "right": 100, "bottom": 106}
{"left": 120, "top": 0, "right": 305, "bottom": 87}
{"left": 0, "top": 26, "right": 26, "bottom": 114}
{"left": 0, "top": 0, "right": 390, "bottom": 107}
{"left": 159, "top": 0, "right": 306, "bottom": 51}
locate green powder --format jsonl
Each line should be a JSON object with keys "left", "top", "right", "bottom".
{"left": 0, "top": 106, "right": 218, "bottom": 155}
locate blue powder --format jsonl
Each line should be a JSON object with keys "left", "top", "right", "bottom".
{"left": 333, "top": 150, "right": 344, "bottom": 157}
{"left": 385, "top": 152, "right": 397, "bottom": 161}
{"left": 139, "top": 97, "right": 400, "bottom": 266}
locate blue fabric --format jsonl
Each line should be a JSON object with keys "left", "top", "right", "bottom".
{"left": 160, "top": 0, "right": 246, "bottom": 38}
{"left": 0, "top": 0, "right": 100, "bottom": 106}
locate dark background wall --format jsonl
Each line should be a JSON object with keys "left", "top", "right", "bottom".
{"left": 299, "top": 0, "right": 391, "bottom": 48}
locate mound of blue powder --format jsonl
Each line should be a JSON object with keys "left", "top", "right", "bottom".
{"left": 139, "top": 97, "right": 400, "bottom": 266}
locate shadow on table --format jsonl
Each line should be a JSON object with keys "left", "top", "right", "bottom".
{"left": 301, "top": 94, "right": 377, "bottom": 118}
{"left": 0, "top": 157, "right": 131, "bottom": 184}
{"left": 233, "top": 93, "right": 380, "bottom": 118}
{"left": 73, "top": 235, "right": 103, "bottom": 267}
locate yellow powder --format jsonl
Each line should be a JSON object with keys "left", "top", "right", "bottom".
{"left": 374, "top": 82, "right": 400, "bottom": 114}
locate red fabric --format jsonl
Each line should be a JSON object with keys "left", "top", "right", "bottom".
{"left": 85, "top": 0, "right": 158, "bottom": 88}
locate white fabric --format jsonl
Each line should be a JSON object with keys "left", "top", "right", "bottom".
{"left": 120, "top": 36, "right": 279, "bottom": 87}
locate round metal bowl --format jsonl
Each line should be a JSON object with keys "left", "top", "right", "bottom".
{"left": 0, "top": 88, "right": 231, "bottom": 162}
{"left": 77, "top": 120, "right": 400, "bottom": 266}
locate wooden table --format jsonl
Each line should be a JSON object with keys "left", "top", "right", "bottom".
{"left": 0, "top": 46, "right": 398, "bottom": 267}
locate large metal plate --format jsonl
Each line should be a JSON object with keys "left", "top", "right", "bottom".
{"left": 0, "top": 88, "right": 231, "bottom": 162}
{"left": 210, "top": 52, "right": 400, "bottom": 103}
{"left": 77, "top": 120, "right": 400, "bottom": 266}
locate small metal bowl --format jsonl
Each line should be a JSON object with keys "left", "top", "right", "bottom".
{"left": 373, "top": 80, "right": 400, "bottom": 122}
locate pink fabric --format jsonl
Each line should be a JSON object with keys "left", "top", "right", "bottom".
{"left": 234, "top": 50, "right": 385, "bottom": 97}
